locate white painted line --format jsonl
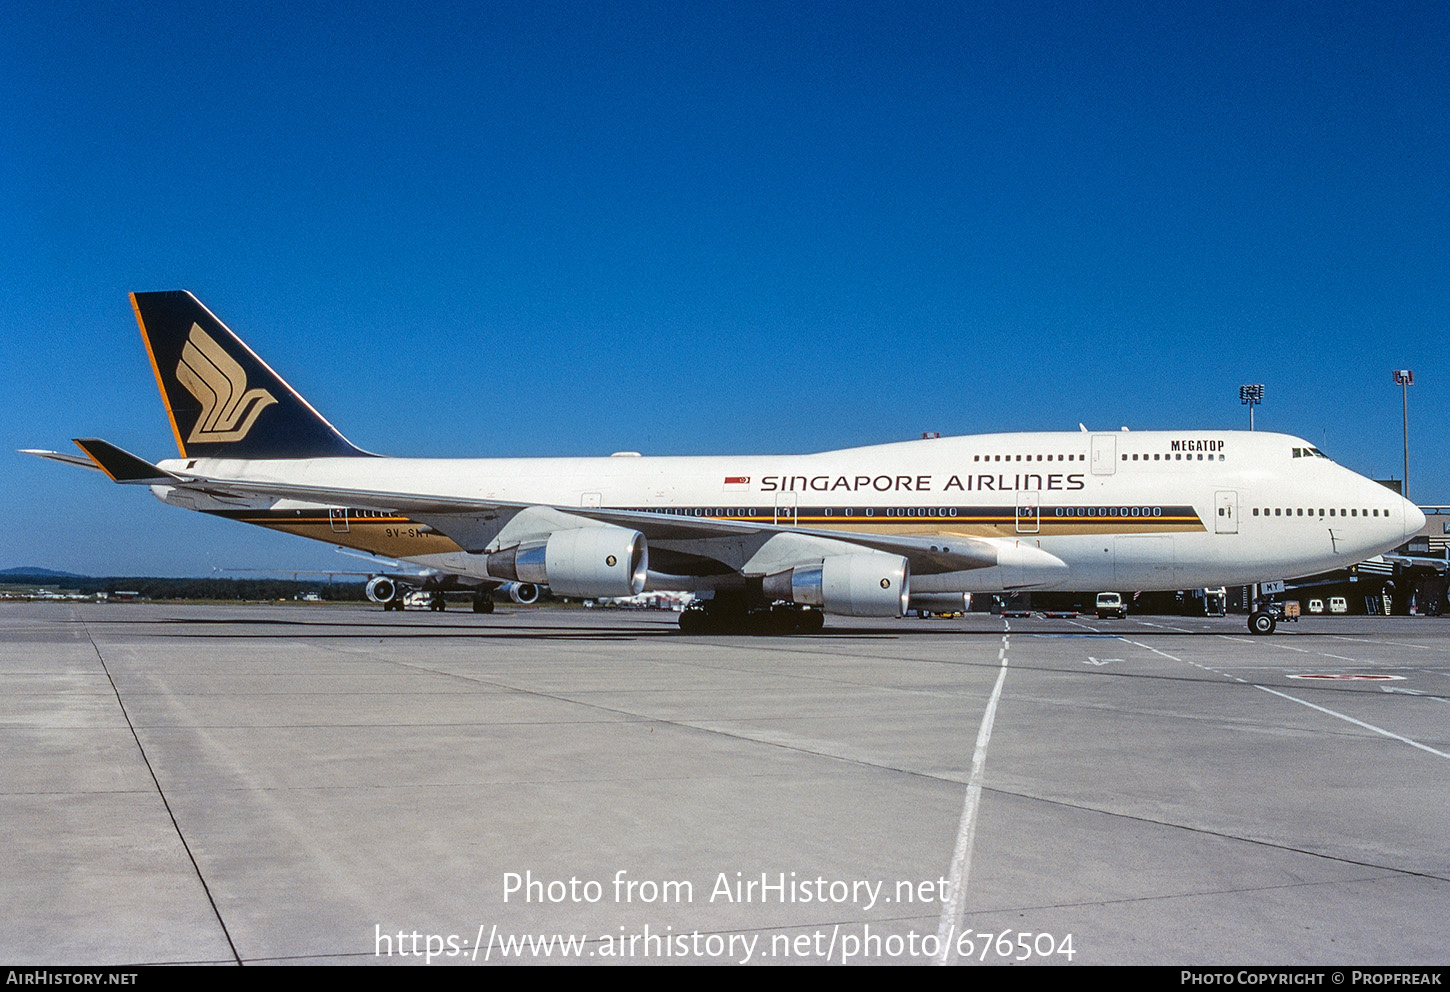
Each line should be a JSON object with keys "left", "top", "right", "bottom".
{"left": 1132, "top": 620, "right": 1192, "bottom": 632}
{"left": 1178, "top": 638, "right": 1449, "bottom": 754}
{"left": 1327, "top": 634, "right": 1440, "bottom": 653}
{"left": 1123, "top": 638, "right": 1244, "bottom": 681}
{"left": 1251, "top": 684, "right": 1450, "bottom": 760}
{"left": 936, "top": 631, "right": 1011, "bottom": 965}
{"left": 1380, "top": 686, "right": 1450, "bottom": 703}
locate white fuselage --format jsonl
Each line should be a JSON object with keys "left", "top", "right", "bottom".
{"left": 155, "top": 430, "right": 1423, "bottom": 595}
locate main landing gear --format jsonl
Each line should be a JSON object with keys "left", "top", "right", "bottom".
{"left": 678, "top": 598, "right": 824, "bottom": 635}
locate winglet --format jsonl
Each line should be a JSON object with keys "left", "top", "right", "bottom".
{"left": 71, "top": 439, "right": 178, "bottom": 484}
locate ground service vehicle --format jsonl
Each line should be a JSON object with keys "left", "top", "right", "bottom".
{"left": 1096, "top": 592, "right": 1126, "bottom": 619}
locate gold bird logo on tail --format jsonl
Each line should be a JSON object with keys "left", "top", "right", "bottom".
{"left": 175, "top": 323, "right": 277, "bottom": 443}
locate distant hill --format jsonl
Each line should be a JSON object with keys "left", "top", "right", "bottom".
{"left": 1, "top": 567, "right": 91, "bottom": 579}
{"left": 0, "top": 571, "right": 366, "bottom": 601}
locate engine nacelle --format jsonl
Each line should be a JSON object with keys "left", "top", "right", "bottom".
{"left": 500, "top": 581, "right": 540, "bottom": 605}
{"left": 763, "top": 552, "right": 910, "bottom": 617}
{"left": 486, "top": 525, "right": 648, "bottom": 598}
{"left": 366, "top": 576, "right": 399, "bottom": 605}
{"left": 908, "top": 592, "right": 971, "bottom": 614}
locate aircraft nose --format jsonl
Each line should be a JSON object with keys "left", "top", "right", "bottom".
{"left": 1403, "top": 498, "right": 1426, "bottom": 539}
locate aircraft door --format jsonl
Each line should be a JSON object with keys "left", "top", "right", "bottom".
{"left": 1214, "top": 491, "right": 1238, "bottom": 534}
{"left": 329, "top": 507, "right": 350, "bottom": 533}
{"left": 1091, "top": 435, "right": 1117, "bottom": 475}
{"left": 774, "top": 492, "right": 797, "bottom": 526}
{"left": 1015, "top": 487, "right": 1040, "bottom": 534}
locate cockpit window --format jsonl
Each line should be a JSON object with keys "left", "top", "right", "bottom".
{"left": 1291, "top": 446, "right": 1332, "bottom": 460}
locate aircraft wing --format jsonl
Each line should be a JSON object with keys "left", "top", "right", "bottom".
{"left": 1381, "top": 552, "right": 1447, "bottom": 574}
{"left": 52, "top": 438, "right": 1026, "bottom": 577}
{"left": 562, "top": 504, "right": 999, "bottom": 574}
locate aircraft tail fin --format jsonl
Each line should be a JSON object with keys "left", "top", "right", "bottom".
{"left": 129, "top": 291, "right": 370, "bottom": 459}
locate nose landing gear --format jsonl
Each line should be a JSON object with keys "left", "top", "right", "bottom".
{"left": 1248, "top": 610, "right": 1277, "bottom": 636}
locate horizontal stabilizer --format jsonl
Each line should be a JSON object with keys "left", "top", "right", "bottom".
{"left": 71, "top": 439, "right": 176, "bottom": 483}
{"left": 18, "top": 449, "right": 105, "bottom": 472}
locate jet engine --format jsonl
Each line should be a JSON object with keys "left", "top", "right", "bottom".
{"left": 486, "top": 525, "right": 648, "bottom": 598}
{"left": 762, "top": 552, "right": 910, "bottom": 617}
{"left": 365, "top": 575, "right": 400, "bottom": 606}
{"left": 908, "top": 592, "right": 971, "bottom": 614}
{"left": 500, "top": 581, "right": 540, "bottom": 605}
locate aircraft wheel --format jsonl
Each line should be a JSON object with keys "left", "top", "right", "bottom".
{"left": 679, "top": 609, "right": 707, "bottom": 634}
{"left": 1248, "top": 611, "right": 1277, "bottom": 636}
{"left": 472, "top": 598, "right": 494, "bottom": 614}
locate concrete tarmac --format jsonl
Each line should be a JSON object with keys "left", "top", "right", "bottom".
{"left": 2, "top": 602, "right": 1447, "bottom": 966}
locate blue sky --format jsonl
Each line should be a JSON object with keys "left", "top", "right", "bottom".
{"left": 4, "top": 1, "right": 1447, "bottom": 576}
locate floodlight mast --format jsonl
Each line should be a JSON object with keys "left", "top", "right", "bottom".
{"left": 1393, "top": 370, "right": 1413, "bottom": 500}
{"left": 1239, "top": 384, "right": 1264, "bottom": 431}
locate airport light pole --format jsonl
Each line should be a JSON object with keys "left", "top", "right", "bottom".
{"left": 1393, "top": 370, "right": 1413, "bottom": 500}
{"left": 1240, "top": 383, "right": 1266, "bottom": 614}
{"left": 1239, "top": 384, "right": 1264, "bottom": 431}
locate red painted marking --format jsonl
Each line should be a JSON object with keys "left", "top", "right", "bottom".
{"left": 1288, "top": 674, "right": 1404, "bottom": 681}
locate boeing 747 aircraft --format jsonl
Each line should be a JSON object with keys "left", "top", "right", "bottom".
{"left": 23, "top": 291, "right": 1425, "bottom": 634}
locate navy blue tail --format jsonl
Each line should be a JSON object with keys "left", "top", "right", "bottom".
{"left": 131, "top": 291, "right": 368, "bottom": 459}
